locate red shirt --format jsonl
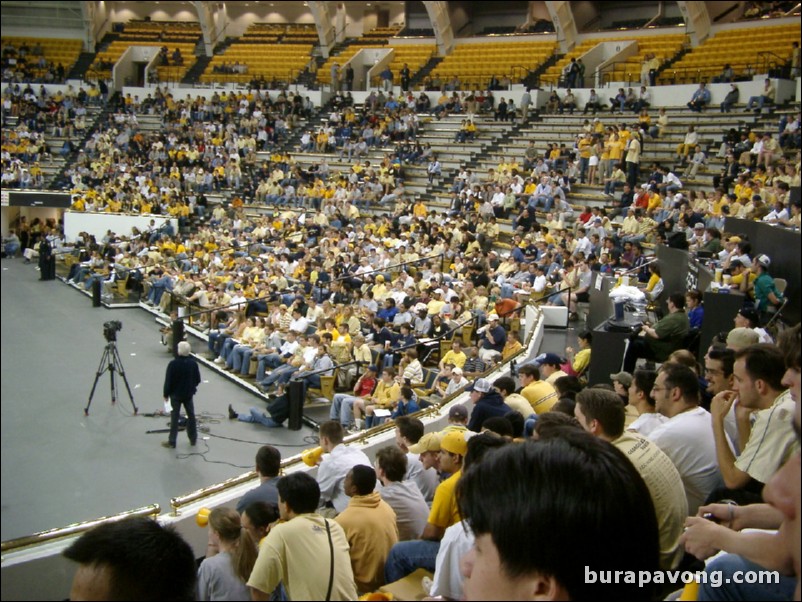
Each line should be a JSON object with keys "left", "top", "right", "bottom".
{"left": 355, "top": 376, "right": 377, "bottom": 397}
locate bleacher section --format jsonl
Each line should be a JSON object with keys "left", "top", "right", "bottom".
{"left": 117, "top": 20, "right": 202, "bottom": 42}
{"left": 199, "top": 42, "right": 313, "bottom": 85}
{"left": 430, "top": 40, "right": 557, "bottom": 88}
{"left": 370, "top": 44, "right": 437, "bottom": 88}
{"left": 666, "top": 23, "right": 800, "bottom": 84}
{"left": 361, "top": 25, "right": 403, "bottom": 44}
{"left": 605, "top": 34, "right": 687, "bottom": 85}
{"left": 0, "top": 37, "right": 82, "bottom": 79}
{"left": 540, "top": 33, "right": 687, "bottom": 87}
{"left": 88, "top": 41, "right": 196, "bottom": 81}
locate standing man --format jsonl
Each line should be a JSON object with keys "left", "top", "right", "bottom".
{"left": 38, "top": 230, "right": 54, "bottom": 280}
{"left": 344, "top": 63, "right": 354, "bottom": 91}
{"left": 519, "top": 88, "right": 531, "bottom": 122}
{"left": 400, "top": 63, "right": 411, "bottom": 91}
{"left": 162, "top": 340, "right": 201, "bottom": 449}
{"left": 625, "top": 129, "right": 642, "bottom": 189}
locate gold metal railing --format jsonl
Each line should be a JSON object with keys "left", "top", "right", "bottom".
{"left": 0, "top": 504, "right": 160, "bottom": 553}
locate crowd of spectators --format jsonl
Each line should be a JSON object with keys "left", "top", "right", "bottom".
{"left": 61, "top": 320, "right": 801, "bottom": 600}
{"left": 1, "top": 40, "right": 68, "bottom": 84}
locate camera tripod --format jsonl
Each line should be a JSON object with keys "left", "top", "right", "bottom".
{"left": 85, "top": 341, "right": 138, "bottom": 415}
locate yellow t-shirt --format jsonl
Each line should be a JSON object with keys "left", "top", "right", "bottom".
{"left": 428, "top": 470, "right": 462, "bottom": 529}
{"left": 573, "top": 348, "right": 591, "bottom": 374}
{"left": 441, "top": 350, "right": 467, "bottom": 369}
{"left": 521, "top": 380, "right": 558, "bottom": 414}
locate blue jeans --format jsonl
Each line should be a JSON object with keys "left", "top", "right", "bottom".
{"left": 228, "top": 345, "right": 252, "bottom": 372}
{"left": 260, "top": 364, "right": 298, "bottom": 387}
{"left": 256, "top": 353, "right": 284, "bottom": 381}
{"left": 385, "top": 540, "right": 440, "bottom": 583}
{"left": 698, "top": 554, "right": 797, "bottom": 601}
{"left": 330, "top": 394, "right": 358, "bottom": 427}
{"left": 5, "top": 242, "right": 20, "bottom": 257}
{"left": 238, "top": 407, "right": 282, "bottom": 428}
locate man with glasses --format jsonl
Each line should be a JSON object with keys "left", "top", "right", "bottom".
{"left": 647, "top": 362, "right": 721, "bottom": 514}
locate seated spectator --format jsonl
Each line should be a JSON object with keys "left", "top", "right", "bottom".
{"left": 720, "top": 83, "right": 740, "bottom": 113}
{"left": 625, "top": 368, "right": 665, "bottom": 437}
{"left": 247, "top": 473, "right": 357, "bottom": 600}
{"left": 315, "top": 421, "right": 371, "bottom": 515}
{"left": 519, "top": 364, "right": 559, "bottom": 415}
{"left": 375, "top": 445, "right": 430, "bottom": 541}
{"left": 236, "top": 445, "right": 281, "bottom": 514}
{"left": 198, "top": 508, "right": 255, "bottom": 600}
{"left": 63, "top": 516, "right": 196, "bottom": 601}
{"left": 745, "top": 78, "right": 775, "bottom": 112}
{"left": 623, "top": 293, "right": 690, "bottom": 372}
{"left": 466, "top": 377, "right": 512, "bottom": 432}
{"left": 457, "top": 431, "right": 660, "bottom": 600}
{"left": 336, "top": 465, "right": 399, "bottom": 593}
{"left": 574, "top": 387, "right": 688, "bottom": 569}
{"left": 680, "top": 324, "right": 800, "bottom": 601}
{"left": 687, "top": 82, "right": 711, "bottom": 112}
{"left": 708, "top": 344, "right": 797, "bottom": 505}
{"left": 647, "top": 362, "right": 722, "bottom": 514}
{"left": 384, "top": 430, "right": 467, "bottom": 584}
{"left": 426, "top": 433, "right": 506, "bottom": 600}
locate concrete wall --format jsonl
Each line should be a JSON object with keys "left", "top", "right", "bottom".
{"left": 349, "top": 48, "right": 394, "bottom": 92}
{"left": 580, "top": 41, "right": 639, "bottom": 89}
{"left": 542, "top": 76, "right": 797, "bottom": 108}
{"left": 63, "top": 212, "right": 177, "bottom": 244}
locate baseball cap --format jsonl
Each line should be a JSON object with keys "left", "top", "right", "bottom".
{"left": 451, "top": 367, "right": 463, "bottom": 376}
{"left": 726, "top": 236, "right": 742, "bottom": 244}
{"left": 610, "top": 371, "right": 633, "bottom": 388}
{"left": 726, "top": 327, "right": 759, "bottom": 349}
{"left": 755, "top": 254, "right": 770, "bottom": 268}
{"left": 467, "top": 378, "right": 492, "bottom": 393}
{"left": 737, "top": 307, "right": 760, "bottom": 326}
{"left": 487, "top": 313, "right": 500, "bottom": 322}
{"left": 693, "top": 223, "right": 705, "bottom": 229}
{"left": 434, "top": 288, "right": 444, "bottom": 295}
{"left": 535, "top": 352, "right": 565, "bottom": 367}
{"left": 439, "top": 431, "right": 468, "bottom": 456}
{"left": 448, "top": 404, "right": 469, "bottom": 420}
{"left": 408, "top": 432, "right": 441, "bottom": 454}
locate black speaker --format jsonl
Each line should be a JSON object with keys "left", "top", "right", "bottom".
{"left": 171, "top": 319, "right": 185, "bottom": 357}
{"left": 287, "top": 380, "right": 304, "bottom": 431}
{"left": 92, "top": 278, "right": 102, "bottom": 307}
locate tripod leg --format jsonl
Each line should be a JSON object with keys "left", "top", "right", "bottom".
{"left": 85, "top": 347, "right": 111, "bottom": 415}
{"left": 111, "top": 345, "right": 139, "bottom": 414}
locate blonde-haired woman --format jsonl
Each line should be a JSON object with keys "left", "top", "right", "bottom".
{"left": 197, "top": 507, "right": 258, "bottom": 601}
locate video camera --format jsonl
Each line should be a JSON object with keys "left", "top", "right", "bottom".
{"left": 103, "top": 320, "right": 122, "bottom": 342}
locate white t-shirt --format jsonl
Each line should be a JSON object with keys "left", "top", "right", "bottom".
{"left": 647, "top": 406, "right": 723, "bottom": 515}
{"left": 317, "top": 444, "right": 372, "bottom": 513}
{"left": 430, "top": 520, "right": 475, "bottom": 600}
{"left": 627, "top": 411, "right": 668, "bottom": 438}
